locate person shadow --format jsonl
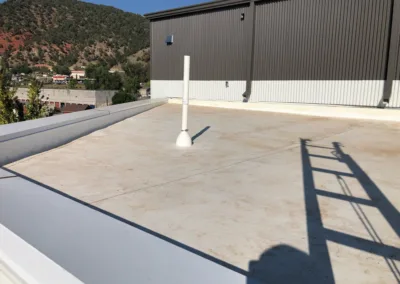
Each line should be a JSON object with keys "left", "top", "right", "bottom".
{"left": 247, "top": 245, "right": 334, "bottom": 284}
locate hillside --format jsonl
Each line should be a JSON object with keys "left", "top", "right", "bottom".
{"left": 0, "top": 0, "right": 150, "bottom": 68}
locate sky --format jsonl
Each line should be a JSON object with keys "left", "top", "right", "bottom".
{"left": 0, "top": 0, "right": 207, "bottom": 15}
{"left": 83, "top": 0, "right": 205, "bottom": 15}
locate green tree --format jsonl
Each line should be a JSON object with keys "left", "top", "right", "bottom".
{"left": 112, "top": 76, "right": 140, "bottom": 105}
{"left": 11, "top": 63, "right": 32, "bottom": 74}
{"left": 112, "top": 90, "right": 135, "bottom": 105}
{"left": 68, "top": 78, "right": 78, "bottom": 89}
{"left": 53, "top": 65, "right": 71, "bottom": 75}
{"left": 124, "top": 76, "right": 140, "bottom": 95}
{"left": 84, "top": 64, "right": 122, "bottom": 90}
{"left": 32, "top": 56, "right": 40, "bottom": 63}
{"left": 0, "top": 57, "right": 23, "bottom": 124}
{"left": 4, "top": 45, "right": 15, "bottom": 59}
{"left": 37, "top": 46, "right": 44, "bottom": 61}
{"left": 123, "top": 62, "right": 149, "bottom": 83}
{"left": 141, "top": 52, "right": 150, "bottom": 63}
{"left": 83, "top": 79, "right": 96, "bottom": 90}
{"left": 25, "top": 79, "right": 48, "bottom": 120}
{"left": 16, "top": 51, "right": 24, "bottom": 61}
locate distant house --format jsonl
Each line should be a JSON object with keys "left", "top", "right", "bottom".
{"left": 71, "top": 70, "right": 86, "bottom": 80}
{"left": 52, "top": 75, "right": 68, "bottom": 84}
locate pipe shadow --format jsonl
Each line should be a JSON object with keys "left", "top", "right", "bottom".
{"left": 192, "top": 126, "right": 210, "bottom": 142}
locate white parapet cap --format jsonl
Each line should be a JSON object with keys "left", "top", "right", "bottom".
{"left": 0, "top": 224, "right": 83, "bottom": 284}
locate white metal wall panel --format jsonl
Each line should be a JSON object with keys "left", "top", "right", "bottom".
{"left": 151, "top": 81, "right": 245, "bottom": 102}
{"left": 151, "top": 81, "right": 183, "bottom": 99}
{"left": 190, "top": 81, "right": 245, "bottom": 101}
{"left": 151, "top": 80, "right": 390, "bottom": 107}
{"left": 388, "top": 81, "right": 400, "bottom": 108}
{"left": 250, "top": 81, "right": 384, "bottom": 106}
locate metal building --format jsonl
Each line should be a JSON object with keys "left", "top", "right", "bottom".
{"left": 145, "top": 0, "right": 400, "bottom": 108}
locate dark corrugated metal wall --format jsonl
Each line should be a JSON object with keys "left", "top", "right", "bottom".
{"left": 388, "top": 4, "right": 400, "bottom": 107}
{"left": 396, "top": 19, "right": 400, "bottom": 80}
{"left": 151, "top": 0, "right": 393, "bottom": 82}
{"left": 253, "top": 0, "right": 392, "bottom": 81}
{"left": 397, "top": 45, "right": 400, "bottom": 80}
{"left": 151, "top": 5, "right": 249, "bottom": 81}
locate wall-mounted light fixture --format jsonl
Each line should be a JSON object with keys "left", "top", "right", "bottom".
{"left": 166, "top": 35, "right": 174, "bottom": 45}
{"left": 241, "top": 13, "right": 245, "bottom": 20}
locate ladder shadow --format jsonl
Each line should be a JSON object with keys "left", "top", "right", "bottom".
{"left": 332, "top": 142, "right": 400, "bottom": 237}
{"left": 247, "top": 139, "right": 399, "bottom": 284}
{"left": 301, "top": 139, "right": 399, "bottom": 282}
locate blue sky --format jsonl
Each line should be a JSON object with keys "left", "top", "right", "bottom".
{"left": 83, "top": 0, "right": 205, "bottom": 15}
{"left": 0, "top": 0, "right": 206, "bottom": 15}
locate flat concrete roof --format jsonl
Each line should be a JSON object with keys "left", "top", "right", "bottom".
{"left": 5, "top": 104, "right": 400, "bottom": 284}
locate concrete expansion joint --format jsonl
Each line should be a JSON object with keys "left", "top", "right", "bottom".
{"left": 90, "top": 126, "right": 358, "bottom": 205}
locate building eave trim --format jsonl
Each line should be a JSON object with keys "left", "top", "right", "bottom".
{"left": 144, "top": 0, "right": 252, "bottom": 20}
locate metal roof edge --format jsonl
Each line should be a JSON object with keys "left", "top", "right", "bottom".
{"left": 144, "top": 0, "right": 251, "bottom": 20}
